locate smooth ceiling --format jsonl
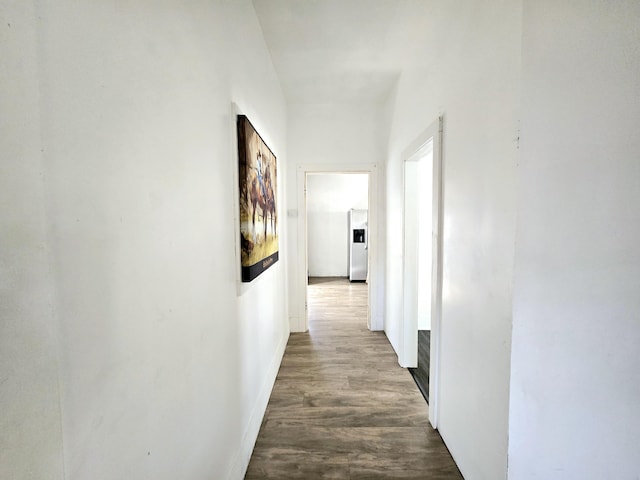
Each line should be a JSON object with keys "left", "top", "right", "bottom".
{"left": 252, "top": 0, "right": 431, "bottom": 104}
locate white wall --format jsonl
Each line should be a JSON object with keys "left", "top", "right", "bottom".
{"left": 509, "top": 2, "right": 640, "bottom": 479}
{"left": 1, "top": 2, "right": 288, "bottom": 479}
{"left": 0, "top": 2, "right": 64, "bottom": 478}
{"left": 286, "top": 103, "right": 386, "bottom": 330}
{"left": 384, "top": 1, "right": 522, "bottom": 478}
{"left": 306, "top": 173, "right": 368, "bottom": 277}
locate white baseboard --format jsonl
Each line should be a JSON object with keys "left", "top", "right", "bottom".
{"left": 289, "top": 315, "right": 306, "bottom": 332}
{"left": 371, "top": 313, "right": 385, "bottom": 331}
{"left": 226, "top": 330, "right": 289, "bottom": 479}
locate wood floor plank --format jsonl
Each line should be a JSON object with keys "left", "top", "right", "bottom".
{"left": 245, "top": 277, "right": 463, "bottom": 479}
{"left": 348, "top": 452, "right": 465, "bottom": 480}
{"left": 263, "top": 405, "right": 430, "bottom": 428}
{"left": 245, "top": 450, "right": 350, "bottom": 479}
{"left": 253, "top": 426, "right": 450, "bottom": 455}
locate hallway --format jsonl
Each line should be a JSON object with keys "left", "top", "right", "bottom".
{"left": 246, "top": 278, "right": 462, "bottom": 479}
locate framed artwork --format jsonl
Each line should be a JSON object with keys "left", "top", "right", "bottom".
{"left": 237, "top": 114, "right": 278, "bottom": 282}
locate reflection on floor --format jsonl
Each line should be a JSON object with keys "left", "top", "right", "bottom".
{"left": 245, "top": 277, "right": 462, "bottom": 479}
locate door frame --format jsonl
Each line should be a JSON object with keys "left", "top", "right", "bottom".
{"left": 294, "top": 163, "right": 380, "bottom": 333}
{"left": 400, "top": 117, "right": 443, "bottom": 428}
{"left": 401, "top": 141, "right": 433, "bottom": 367}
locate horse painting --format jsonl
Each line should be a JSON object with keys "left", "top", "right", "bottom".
{"left": 237, "top": 114, "right": 279, "bottom": 282}
{"left": 249, "top": 151, "right": 277, "bottom": 243}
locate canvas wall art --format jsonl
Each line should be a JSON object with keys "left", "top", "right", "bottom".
{"left": 237, "top": 115, "right": 278, "bottom": 282}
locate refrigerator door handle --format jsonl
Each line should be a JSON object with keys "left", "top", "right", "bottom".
{"left": 365, "top": 223, "right": 368, "bottom": 250}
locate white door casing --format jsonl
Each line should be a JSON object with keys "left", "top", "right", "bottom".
{"left": 400, "top": 117, "right": 443, "bottom": 429}
{"left": 294, "top": 164, "right": 379, "bottom": 333}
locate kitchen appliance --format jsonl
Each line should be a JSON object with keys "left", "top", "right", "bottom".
{"left": 348, "top": 209, "right": 368, "bottom": 282}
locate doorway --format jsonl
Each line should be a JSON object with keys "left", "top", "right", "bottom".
{"left": 401, "top": 117, "right": 443, "bottom": 428}
{"left": 405, "top": 141, "right": 433, "bottom": 402}
{"left": 294, "top": 164, "right": 379, "bottom": 333}
{"left": 306, "top": 173, "right": 368, "bottom": 282}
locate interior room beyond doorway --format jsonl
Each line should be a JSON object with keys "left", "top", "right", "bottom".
{"left": 306, "top": 173, "right": 369, "bottom": 280}
{"left": 305, "top": 173, "right": 370, "bottom": 331}
{"left": 404, "top": 139, "right": 434, "bottom": 404}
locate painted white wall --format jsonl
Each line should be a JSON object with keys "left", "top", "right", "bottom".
{"left": 286, "top": 103, "right": 386, "bottom": 330}
{"left": 384, "top": 2, "right": 521, "bottom": 478}
{"left": 0, "top": 2, "right": 64, "bottom": 478}
{"left": 509, "top": 2, "right": 640, "bottom": 479}
{"left": 2, "top": 2, "right": 288, "bottom": 479}
{"left": 306, "top": 173, "right": 368, "bottom": 277}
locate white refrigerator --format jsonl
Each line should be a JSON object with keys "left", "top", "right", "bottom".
{"left": 348, "top": 209, "right": 368, "bottom": 282}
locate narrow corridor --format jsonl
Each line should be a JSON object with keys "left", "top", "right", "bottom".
{"left": 246, "top": 277, "right": 462, "bottom": 479}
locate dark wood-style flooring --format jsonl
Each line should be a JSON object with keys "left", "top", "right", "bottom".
{"left": 245, "top": 277, "right": 462, "bottom": 479}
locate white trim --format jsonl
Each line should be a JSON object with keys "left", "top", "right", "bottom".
{"left": 399, "top": 117, "right": 444, "bottom": 429}
{"left": 294, "top": 163, "right": 380, "bottom": 332}
{"left": 429, "top": 116, "right": 444, "bottom": 430}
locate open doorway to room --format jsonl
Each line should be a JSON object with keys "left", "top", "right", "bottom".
{"left": 294, "top": 164, "right": 379, "bottom": 334}
{"left": 306, "top": 173, "right": 369, "bottom": 283}
{"left": 405, "top": 142, "right": 433, "bottom": 402}
{"left": 305, "top": 173, "right": 369, "bottom": 330}
{"left": 401, "top": 117, "right": 443, "bottom": 428}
